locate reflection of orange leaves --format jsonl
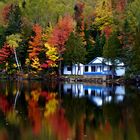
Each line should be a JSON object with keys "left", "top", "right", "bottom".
{"left": 31, "top": 89, "right": 41, "bottom": 102}
{"left": 104, "top": 120, "right": 111, "bottom": 132}
{"left": 0, "top": 130, "right": 8, "bottom": 140}
{"left": 41, "top": 91, "right": 57, "bottom": 101}
{"left": 46, "top": 108, "right": 71, "bottom": 140}
{"left": 28, "top": 99, "right": 41, "bottom": 136}
{"left": 0, "top": 94, "right": 9, "bottom": 114}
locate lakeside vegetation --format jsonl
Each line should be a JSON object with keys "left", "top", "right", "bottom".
{"left": 0, "top": 0, "right": 140, "bottom": 80}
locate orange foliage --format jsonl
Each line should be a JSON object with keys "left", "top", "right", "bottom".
{"left": 28, "top": 99, "right": 42, "bottom": 136}
{"left": 28, "top": 24, "right": 42, "bottom": 59}
{"left": 46, "top": 108, "right": 71, "bottom": 140}
{"left": 103, "top": 26, "right": 112, "bottom": 40}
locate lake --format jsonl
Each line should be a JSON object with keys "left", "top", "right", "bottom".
{"left": 0, "top": 80, "right": 140, "bottom": 140}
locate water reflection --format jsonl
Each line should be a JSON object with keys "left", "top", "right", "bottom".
{"left": 0, "top": 80, "right": 139, "bottom": 140}
{"left": 63, "top": 83, "right": 125, "bottom": 106}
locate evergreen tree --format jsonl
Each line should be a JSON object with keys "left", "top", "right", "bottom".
{"left": 93, "top": 33, "right": 105, "bottom": 58}
{"left": 103, "top": 32, "right": 122, "bottom": 77}
{"left": 63, "top": 32, "right": 86, "bottom": 66}
{"left": 5, "top": 4, "right": 22, "bottom": 36}
{"left": 130, "top": 31, "right": 140, "bottom": 75}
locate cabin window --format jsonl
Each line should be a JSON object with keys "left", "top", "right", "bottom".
{"left": 91, "top": 66, "right": 96, "bottom": 72}
{"left": 67, "top": 66, "right": 72, "bottom": 71}
{"left": 100, "top": 66, "right": 102, "bottom": 71}
{"left": 91, "top": 90, "right": 95, "bottom": 95}
{"left": 110, "top": 66, "right": 113, "bottom": 70}
{"left": 67, "top": 88, "right": 72, "bottom": 93}
{"left": 85, "top": 66, "right": 88, "bottom": 72}
{"left": 85, "top": 90, "right": 88, "bottom": 95}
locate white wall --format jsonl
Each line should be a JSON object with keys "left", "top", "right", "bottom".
{"left": 63, "top": 66, "right": 72, "bottom": 75}
{"left": 115, "top": 67, "right": 125, "bottom": 76}
{"left": 63, "top": 64, "right": 84, "bottom": 75}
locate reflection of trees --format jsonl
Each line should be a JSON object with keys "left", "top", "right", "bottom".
{"left": 125, "top": 86, "right": 140, "bottom": 140}
{"left": 103, "top": 103, "right": 122, "bottom": 127}
{"left": 62, "top": 94, "right": 104, "bottom": 140}
{"left": 0, "top": 81, "right": 140, "bottom": 140}
{"left": 62, "top": 95, "right": 86, "bottom": 125}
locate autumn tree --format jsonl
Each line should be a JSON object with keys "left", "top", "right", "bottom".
{"left": 27, "top": 24, "right": 43, "bottom": 71}
{"left": 48, "top": 15, "right": 74, "bottom": 75}
{"left": 41, "top": 43, "right": 59, "bottom": 69}
{"left": 6, "top": 34, "right": 22, "bottom": 72}
{"left": 0, "top": 43, "right": 13, "bottom": 64}
{"left": 94, "top": 0, "right": 113, "bottom": 31}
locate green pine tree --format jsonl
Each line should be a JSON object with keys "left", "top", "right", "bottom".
{"left": 103, "top": 32, "right": 122, "bottom": 77}
{"left": 63, "top": 32, "right": 86, "bottom": 75}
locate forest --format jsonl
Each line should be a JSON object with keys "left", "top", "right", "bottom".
{"left": 0, "top": 0, "right": 140, "bottom": 79}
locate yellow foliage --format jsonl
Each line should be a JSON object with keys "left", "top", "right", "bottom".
{"left": 31, "top": 57, "right": 42, "bottom": 70}
{"left": 44, "top": 43, "right": 59, "bottom": 67}
{"left": 6, "top": 34, "right": 22, "bottom": 48}
{"left": 31, "top": 89, "right": 41, "bottom": 102}
{"left": 13, "top": 63, "right": 17, "bottom": 68}
{"left": 94, "top": 0, "right": 113, "bottom": 30}
{"left": 25, "top": 58, "right": 30, "bottom": 66}
{"left": 44, "top": 98, "right": 58, "bottom": 117}
{"left": 6, "top": 110, "right": 20, "bottom": 125}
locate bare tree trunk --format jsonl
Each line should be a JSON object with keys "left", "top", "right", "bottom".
{"left": 58, "top": 53, "right": 62, "bottom": 76}
{"left": 13, "top": 48, "right": 22, "bottom": 72}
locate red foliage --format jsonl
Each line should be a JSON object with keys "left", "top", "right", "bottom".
{"left": 40, "top": 63, "right": 48, "bottom": 69}
{"left": 28, "top": 99, "right": 42, "bottom": 136}
{"left": 40, "top": 60, "right": 55, "bottom": 69}
{"left": 116, "top": 0, "right": 127, "bottom": 12}
{"left": 48, "top": 16, "right": 73, "bottom": 54}
{"left": 103, "top": 26, "right": 112, "bottom": 39}
{"left": 0, "top": 43, "right": 13, "bottom": 64}
{"left": 104, "top": 120, "right": 111, "bottom": 132}
{"left": 2, "top": 4, "right": 12, "bottom": 23}
{"left": 28, "top": 24, "right": 42, "bottom": 59}
{"left": 0, "top": 94, "right": 9, "bottom": 114}
{"left": 47, "top": 108, "right": 71, "bottom": 140}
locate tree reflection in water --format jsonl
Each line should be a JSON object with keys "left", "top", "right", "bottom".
{"left": 0, "top": 81, "right": 139, "bottom": 140}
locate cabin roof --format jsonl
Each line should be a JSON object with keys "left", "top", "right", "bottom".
{"left": 87, "top": 57, "right": 124, "bottom": 66}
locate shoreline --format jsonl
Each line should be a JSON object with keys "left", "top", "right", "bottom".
{"left": 0, "top": 73, "right": 139, "bottom": 86}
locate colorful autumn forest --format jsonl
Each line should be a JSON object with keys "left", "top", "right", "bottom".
{"left": 0, "top": 0, "right": 140, "bottom": 78}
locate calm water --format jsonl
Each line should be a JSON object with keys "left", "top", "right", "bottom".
{"left": 0, "top": 80, "right": 140, "bottom": 140}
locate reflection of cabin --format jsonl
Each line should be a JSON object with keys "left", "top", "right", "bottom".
{"left": 63, "top": 57, "right": 125, "bottom": 78}
{"left": 63, "top": 83, "right": 125, "bottom": 106}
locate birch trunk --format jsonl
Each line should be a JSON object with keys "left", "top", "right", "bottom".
{"left": 13, "top": 48, "right": 21, "bottom": 72}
